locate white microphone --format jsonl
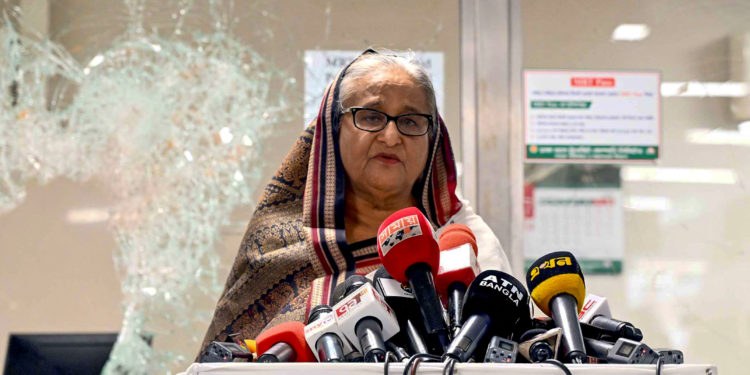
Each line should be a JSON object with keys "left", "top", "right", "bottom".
{"left": 304, "top": 305, "right": 355, "bottom": 362}
{"left": 332, "top": 282, "right": 400, "bottom": 362}
{"left": 578, "top": 294, "right": 612, "bottom": 323}
{"left": 579, "top": 294, "right": 643, "bottom": 341}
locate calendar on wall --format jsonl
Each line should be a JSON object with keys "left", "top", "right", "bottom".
{"left": 523, "top": 185, "right": 624, "bottom": 274}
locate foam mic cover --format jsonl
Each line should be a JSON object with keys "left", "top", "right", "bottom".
{"left": 435, "top": 226, "right": 480, "bottom": 298}
{"left": 377, "top": 207, "right": 449, "bottom": 351}
{"left": 331, "top": 274, "right": 371, "bottom": 305}
{"left": 445, "top": 270, "right": 530, "bottom": 362}
{"left": 526, "top": 251, "right": 586, "bottom": 316}
{"left": 256, "top": 321, "right": 316, "bottom": 362}
{"left": 460, "top": 270, "right": 530, "bottom": 336}
{"left": 438, "top": 223, "right": 478, "bottom": 255}
{"left": 377, "top": 207, "right": 439, "bottom": 282}
{"left": 436, "top": 225, "right": 481, "bottom": 340}
{"left": 525, "top": 251, "right": 587, "bottom": 363}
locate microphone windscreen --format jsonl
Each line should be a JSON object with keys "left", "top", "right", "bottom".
{"left": 377, "top": 207, "right": 439, "bottom": 282}
{"left": 256, "top": 321, "right": 316, "bottom": 362}
{"left": 435, "top": 243, "right": 479, "bottom": 298}
{"left": 438, "top": 223, "right": 478, "bottom": 255}
{"left": 525, "top": 251, "right": 586, "bottom": 316}
{"left": 461, "top": 270, "right": 530, "bottom": 338}
{"left": 331, "top": 274, "right": 371, "bottom": 305}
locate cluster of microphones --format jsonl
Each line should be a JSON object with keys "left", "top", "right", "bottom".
{"left": 201, "top": 207, "right": 684, "bottom": 368}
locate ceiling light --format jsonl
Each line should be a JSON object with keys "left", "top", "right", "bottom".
{"left": 624, "top": 196, "right": 671, "bottom": 211}
{"left": 686, "top": 128, "right": 750, "bottom": 146}
{"left": 621, "top": 167, "right": 737, "bottom": 184}
{"left": 612, "top": 24, "right": 651, "bottom": 41}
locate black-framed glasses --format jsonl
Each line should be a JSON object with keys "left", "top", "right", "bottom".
{"left": 341, "top": 106, "right": 432, "bottom": 136}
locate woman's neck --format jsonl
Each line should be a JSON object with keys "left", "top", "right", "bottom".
{"left": 344, "top": 184, "right": 416, "bottom": 244}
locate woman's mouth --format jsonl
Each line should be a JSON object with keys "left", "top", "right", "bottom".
{"left": 374, "top": 153, "right": 401, "bottom": 165}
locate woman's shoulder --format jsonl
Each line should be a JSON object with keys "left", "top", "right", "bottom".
{"left": 435, "top": 197, "right": 513, "bottom": 275}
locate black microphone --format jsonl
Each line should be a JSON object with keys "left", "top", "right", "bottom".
{"left": 200, "top": 341, "right": 253, "bottom": 362}
{"left": 589, "top": 316, "right": 643, "bottom": 342}
{"left": 578, "top": 294, "right": 643, "bottom": 341}
{"left": 585, "top": 337, "right": 659, "bottom": 364}
{"left": 526, "top": 252, "right": 587, "bottom": 363}
{"left": 444, "top": 270, "right": 531, "bottom": 362}
{"left": 372, "top": 267, "right": 430, "bottom": 355}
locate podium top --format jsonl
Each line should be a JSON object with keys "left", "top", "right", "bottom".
{"left": 180, "top": 362, "right": 717, "bottom": 375}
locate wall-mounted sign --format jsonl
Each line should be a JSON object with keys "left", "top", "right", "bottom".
{"left": 524, "top": 70, "right": 660, "bottom": 161}
{"left": 304, "top": 50, "right": 444, "bottom": 127}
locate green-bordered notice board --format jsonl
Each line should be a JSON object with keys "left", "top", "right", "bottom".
{"left": 524, "top": 70, "right": 660, "bottom": 161}
{"left": 523, "top": 184, "right": 624, "bottom": 274}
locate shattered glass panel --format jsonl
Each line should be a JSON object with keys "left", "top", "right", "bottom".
{"left": 2, "top": 2, "right": 293, "bottom": 373}
{"left": 0, "top": 1, "right": 457, "bottom": 373}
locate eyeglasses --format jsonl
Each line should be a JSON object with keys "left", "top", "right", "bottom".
{"left": 341, "top": 107, "right": 432, "bottom": 136}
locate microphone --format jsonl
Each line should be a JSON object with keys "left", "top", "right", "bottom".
{"left": 436, "top": 224, "right": 481, "bottom": 337}
{"left": 444, "top": 270, "right": 530, "bottom": 362}
{"left": 372, "top": 267, "right": 430, "bottom": 355}
{"left": 518, "top": 328, "right": 562, "bottom": 363}
{"left": 579, "top": 294, "right": 643, "bottom": 342}
{"left": 377, "top": 207, "right": 450, "bottom": 351}
{"left": 526, "top": 251, "right": 587, "bottom": 363}
{"left": 331, "top": 274, "right": 371, "bottom": 304}
{"left": 331, "top": 276, "right": 400, "bottom": 362}
{"left": 200, "top": 341, "right": 253, "bottom": 362}
{"left": 584, "top": 337, "right": 659, "bottom": 364}
{"left": 304, "top": 305, "right": 353, "bottom": 362}
{"left": 256, "top": 321, "right": 316, "bottom": 362}
{"left": 386, "top": 342, "right": 410, "bottom": 361}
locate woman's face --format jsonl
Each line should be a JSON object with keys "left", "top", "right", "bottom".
{"left": 338, "top": 67, "right": 431, "bottom": 201}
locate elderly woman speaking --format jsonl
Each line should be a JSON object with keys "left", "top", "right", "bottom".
{"left": 198, "top": 49, "right": 510, "bottom": 353}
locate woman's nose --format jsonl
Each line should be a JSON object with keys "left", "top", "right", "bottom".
{"left": 377, "top": 119, "right": 402, "bottom": 146}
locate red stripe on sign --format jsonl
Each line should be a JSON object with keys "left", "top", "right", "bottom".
{"left": 570, "top": 77, "right": 615, "bottom": 87}
{"left": 524, "top": 184, "right": 535, "bottom": 218}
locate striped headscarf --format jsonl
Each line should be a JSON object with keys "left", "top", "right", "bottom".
{"left": 198, "top": 49, "right": 461, "bottom": 356}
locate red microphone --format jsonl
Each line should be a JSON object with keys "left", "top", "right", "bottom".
{"left": 256, "top": 321, "right": 316, "bottom": 362}
{"left": 377, "top": 207, "right": 449, "bottom": 352}
{"left": 436, "top": 224, "right": 481, "bottom": 337}
{"left": 438, "top": 223, "right": 477, "bottom": 254}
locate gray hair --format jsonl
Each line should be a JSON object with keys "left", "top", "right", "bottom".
{"left": 338, "top": 51, "right": 437, "bottom": 116}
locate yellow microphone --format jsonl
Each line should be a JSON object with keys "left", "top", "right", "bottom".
{"left": 526, "top": 251, "right": 587, "bottom": 363}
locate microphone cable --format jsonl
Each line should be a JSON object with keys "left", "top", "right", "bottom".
{"left": 383, "top": 351, "right": 399, "bottom": 375}
{"left": 655, "top": 353, "right": 665, "bottom": 375}
{"left": 542, "top": 359, "right": 573, "bottom": 375}
{"left": 442, "top": 357, "right": 457, "bottom": 375}
{"left": 402, "top": 353, "right": 442, "bottom": 375}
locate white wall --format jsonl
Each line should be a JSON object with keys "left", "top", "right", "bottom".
{"left": 522, "top": 1, "right": 750, "bottom": 373}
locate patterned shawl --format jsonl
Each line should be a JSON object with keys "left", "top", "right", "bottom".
{"left": 198, "top": 49, "right": 462, "bottom": 356}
